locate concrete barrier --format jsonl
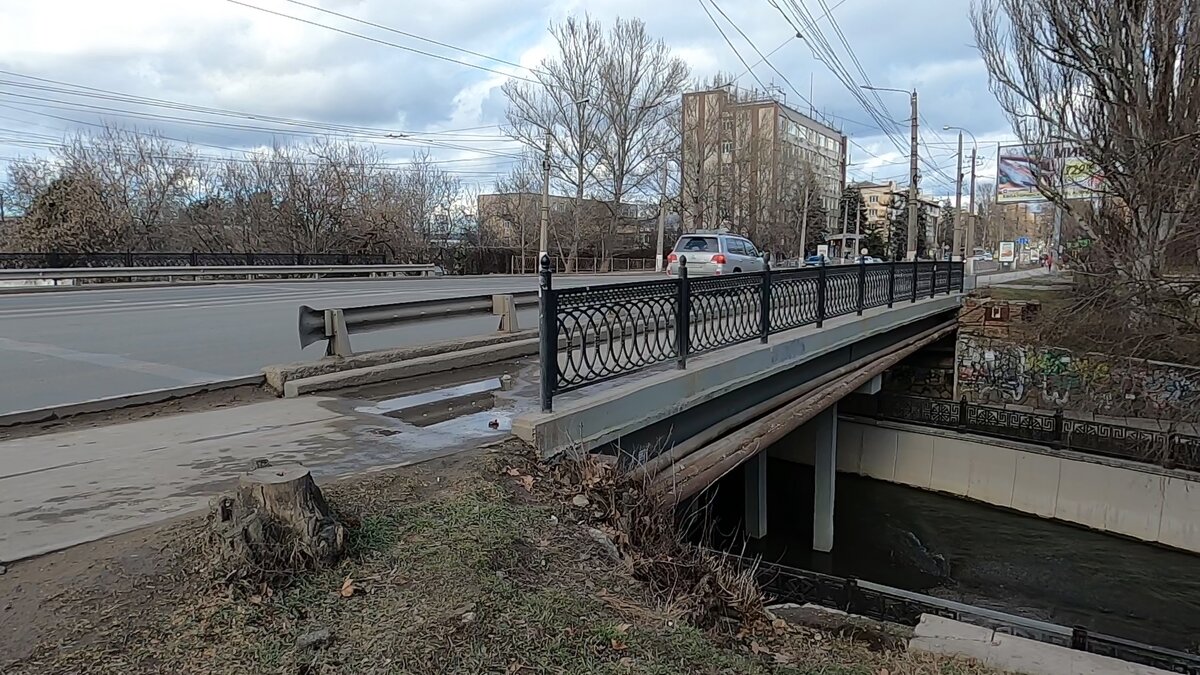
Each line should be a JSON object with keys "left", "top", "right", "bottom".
{"left": 784, "top": 417, "right": 1200, "bottom": 554}
{"left": 909, "top": 614, "right": 1175, "bottom": 675}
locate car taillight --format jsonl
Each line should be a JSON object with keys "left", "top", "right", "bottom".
{"left": 713, "top": 254, "right": 727, "bottom": 264}
{"left": 667, "top": 253, "right": 677, "bottom": 263}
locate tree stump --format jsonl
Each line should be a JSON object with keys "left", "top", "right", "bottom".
{"left": 208, "top": 462, "right": 346, "bottom": 580}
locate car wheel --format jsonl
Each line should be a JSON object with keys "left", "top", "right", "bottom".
{"left": 733, "top": 267, "right": 742, "bottom": 273}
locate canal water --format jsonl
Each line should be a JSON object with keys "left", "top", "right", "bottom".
{"left": 705, "top": 457, "right": 1200, "bottom": 653}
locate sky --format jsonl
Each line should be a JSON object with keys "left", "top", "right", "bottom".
{"left": 0, "top": 0, "right": 1017, "bottom": 202}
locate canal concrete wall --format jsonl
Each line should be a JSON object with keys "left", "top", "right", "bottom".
{"left": 770, "top": 417, "right": 1200, "bottom": 553}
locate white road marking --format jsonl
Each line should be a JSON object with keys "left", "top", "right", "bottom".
{"left": 0, "top": 336, "right": 227, "bottom": 383}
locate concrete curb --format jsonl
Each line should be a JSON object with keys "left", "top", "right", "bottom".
{"left": 282, "top": 339, "right": 539, "bottom": 397}
{"left": 263, "top": 330, "right": 538, "bottom": 392}
{"left": 0, "top": 374, "right": 266, "bottom": 428}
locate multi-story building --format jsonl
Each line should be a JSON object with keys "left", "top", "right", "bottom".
{"left": 680, "top": 86, "right": 847, "bottom": 253}
{"left": 853, "top": 180, "right": 897, "bottom": 232}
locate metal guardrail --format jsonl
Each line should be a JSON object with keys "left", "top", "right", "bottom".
{"left": 740, "top": 557, "right": 1200, "bottom": 674}
{"left": 0, "top": 251, "right": 387, "bottom": 268}
{"left": 537, "top": 255, "right": 966, "bottom": 411}
{"left": 298, "top": 291, "right": 539, "bottom": 356}
{"left": 844, "top": 393, "right": 1200, "bottom": 472}
{"left": 0, "top": 264, "right": 438, "bottom": 283}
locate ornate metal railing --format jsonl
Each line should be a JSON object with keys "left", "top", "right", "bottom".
{"left": 538, "top": 256, "right": 965, "bottom": 411}
{"left": 852, "top": 393, "right": 1200, "bottom": 473}
{"left": 738, "top": 557, "right": 1200, "bottom": 674}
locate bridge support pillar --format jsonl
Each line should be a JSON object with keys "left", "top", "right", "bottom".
{"left": 744, "top": 451, "right": 767, "bottom": 539}
{"left": 813, "top": 402, "right": 838, "bottom": 553}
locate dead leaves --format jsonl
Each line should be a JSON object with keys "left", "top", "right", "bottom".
{"left": 339, "top": 575, "right": 358, "bottom": 598}
{"left": 503, "top": 466, "right": 536, "bottom": 492}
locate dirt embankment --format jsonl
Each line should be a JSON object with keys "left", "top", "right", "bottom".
{"left": 0, "top": 443, "right": 996, "bottom": 675}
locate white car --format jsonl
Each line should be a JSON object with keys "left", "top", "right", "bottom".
{"left": 666, "top": 233, "right": 766, "bottom": 276}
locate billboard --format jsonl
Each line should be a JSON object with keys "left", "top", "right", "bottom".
{"left": 999, "top": 241, "right": 1016, "bottom": 263}
{"left": 996, "top": 144, "right": 1102, "bottom": 203}
{"left": 996, "top": 145, "right": 1054, "bottom": 203}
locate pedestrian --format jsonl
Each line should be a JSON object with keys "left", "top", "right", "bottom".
{"left": 1045, "top": 253, "right": 1054, "bottom": 272}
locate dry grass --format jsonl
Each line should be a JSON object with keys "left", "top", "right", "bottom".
{"left": 5, "top": 444, "right": 999, "bottom": 675}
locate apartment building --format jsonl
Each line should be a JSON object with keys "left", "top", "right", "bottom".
{"left": 680, "top": 87, "right": 847, "bottom": 250}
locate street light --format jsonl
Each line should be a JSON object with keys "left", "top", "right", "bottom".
{"left": 944, "top": 125, "right": 979, "bottom": 265}
{"left": 863, "top": 85, "right": 919, "bottom": 260}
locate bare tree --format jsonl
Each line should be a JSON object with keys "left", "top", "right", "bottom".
{"left": 973, "top": 0, "right": 1200, "bottom": 290}
{"left": 592, "top": 17, "right": 689, "bottom": 267}
{"left": 503, "top": 15, "right": 606, "bottom": 271}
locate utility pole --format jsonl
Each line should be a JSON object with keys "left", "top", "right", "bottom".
{"left": 951, "top": 130, "right": 963, "bottom": 261}
{"left": 854, "top": 201, "right": 861, "bottom": 255}
{"left": 967, "top": 146, "right": 977, "bottom": 261}
{"left": 907, "top": 89, "right": 919, "bottom": 260}
{"left": 539, "top": 129, "right": 551, "bottom": 267}
{"left": 840, "top": 193, "right": 849, "bottom": 258}
{"left": 799, "top": 186, "right": 810, "bottom": 258}
{"left": 655, "top": 163, "right": 668, "bottom": 272}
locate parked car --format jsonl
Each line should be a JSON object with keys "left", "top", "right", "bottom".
{"left": 803, "top": 254, "right": 831, "bottom": 266}
{"left": 853, "top": 256, "right": 884, "bottom": 264}
{"left": 666, "top": 232, "right": 765, "bottom": 276}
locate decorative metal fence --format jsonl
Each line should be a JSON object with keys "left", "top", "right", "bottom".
{"left": 0, "top": 252, "right": 387, "bottom": 269}
{"left": 537, "top": 256, "right": 965, "bottom": 411}
{"left": 853, "top": 392, "right": 1200, "bottom": 472}
{"left": 742, "top": 557, "right": 1200, "bottom": 674}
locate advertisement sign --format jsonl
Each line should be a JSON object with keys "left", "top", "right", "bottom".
{"left": 1062, "top": 156, "right": 1104, "bottom": 200}
{"left": 999, "top": 241, "right": 1016, "bottom": 263}
{"left": 996, "top": 144, "right": 1102, "bottom": 203}
{"left": 996, "top": 145, "right": 1053, "bottom": 203}
{"left": 816, "top": 244, "right": 829, "bottom": 258}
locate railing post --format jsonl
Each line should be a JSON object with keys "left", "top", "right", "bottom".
{"left": 958, "top": 396, "right": 968, "bottom": 429}
{"left": 930, "top": 261, "right": 938, "bottom": 299}
{"left": 539, "top": 254, "right": 557, "bottom": 413}
{"left": 759, "top": 257, "right": 771, "bottom": 343}
{"left": 910, "top": 259, "right": 918, "bottom": 303}
{"left": 189, "top": 250, "right": 199, "bottom": 267}
{"left": 125, "top": 251, "right": 134, "bottom": 267}
{"left": 816, "top": 258, "right": 827, "bottom": 328}
{"left": 1071, "top": 626, "right": 1089, "bottom": 652}
{"left": 676, "top": 256, "right": 691, "bottom": 369}
{"left": 886, "top": 261, "right": 896, "bottom": 308}
{"left": 1053, "top": 408, "right": 1065, "bottom": 448}
{"left": 856, "top": 257, "right": 867, "bottom": 315}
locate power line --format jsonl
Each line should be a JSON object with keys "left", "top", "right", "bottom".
{"left": 697, "top": 0, "right": 769, "bottom": 91}
{"left": 280, "top": 0, "right": 539, "bottom": 76}
{"left": 224, "top": 0, "right": 540, "bottom": 84}
{"left": 0, "top": 70, "right": 507, "bottom": 139}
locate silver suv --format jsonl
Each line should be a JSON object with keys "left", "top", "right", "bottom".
{"left": 666, "top": 232, "right": 765, "bottom": 276}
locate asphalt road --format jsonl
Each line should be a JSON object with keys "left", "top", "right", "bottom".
{"left": 0, "top": 274, "right": 647, "bottom": 415}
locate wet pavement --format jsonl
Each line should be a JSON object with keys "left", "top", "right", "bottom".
{"left": 0, "top": 357, "right": 539, "bottom": 563}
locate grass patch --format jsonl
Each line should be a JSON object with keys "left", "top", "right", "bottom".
{"left": 6, "top": 447, "right": 999, "bottom": 675}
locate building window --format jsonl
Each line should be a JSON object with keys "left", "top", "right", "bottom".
{"left": 722, "top": 120, "right": 733, "bottom": 133}
{"left": 721, "top": 141, "right": 733, "bottom": 154}
{"left": 869, "top": 195, "right": 879, "bottom": 203}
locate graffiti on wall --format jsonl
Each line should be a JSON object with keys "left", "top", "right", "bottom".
{"left": 956, "top": 335, "right": 1200, "bottom": 418}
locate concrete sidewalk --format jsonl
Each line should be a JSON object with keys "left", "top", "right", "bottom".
{"left": 0, "top": 395, "right": 511, "bottom": 563}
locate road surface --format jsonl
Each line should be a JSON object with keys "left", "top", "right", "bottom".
{"left": 0, "top": 275, "right": 646, "bottom": 415}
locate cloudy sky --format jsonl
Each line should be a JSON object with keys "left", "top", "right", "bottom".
{"left": 0, "top": 0, "right": 1016, "bottom": 199}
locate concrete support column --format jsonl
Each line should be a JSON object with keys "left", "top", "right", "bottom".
{"left": 744, "top": 451, "right": 767, "bottom": 539}
{"left": 813, "top": 402, "right": 838, "bottom": 553}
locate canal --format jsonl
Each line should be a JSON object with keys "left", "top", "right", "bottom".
{"left": 705, "top": 456, "right": 1200, "bottom": 653}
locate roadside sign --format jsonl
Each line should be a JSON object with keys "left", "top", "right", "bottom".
{"left": 999, "top": 241, "right": 1016, "bottom": 263}
{"left": 1017, "top": 236, "right": 1030, "bottom": 246}
{"left": 817, "top": 244, "right": 829, "bottom": 258}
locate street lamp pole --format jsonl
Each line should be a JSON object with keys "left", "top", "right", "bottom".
{"left": 864, "top": 85, "right": 919, "bottom": 259}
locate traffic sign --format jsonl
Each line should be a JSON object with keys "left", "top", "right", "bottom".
{"left": 1017, "top": 236, "right": 1030, "bottom": 245}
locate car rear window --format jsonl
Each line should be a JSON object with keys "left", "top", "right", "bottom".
{"left": 677, "top": 236, "right": 719, "bottom": 253}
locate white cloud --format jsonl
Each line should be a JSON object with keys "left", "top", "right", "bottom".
{"left": 0, "top": 0, "right": 1009, "bottom": 191}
